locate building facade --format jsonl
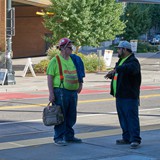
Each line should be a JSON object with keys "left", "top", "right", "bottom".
{"left": 0, "top": 0, "right": 51, "bottom": 58}
{"left": 0, "top": 0, "right": 6, "bottom": 52}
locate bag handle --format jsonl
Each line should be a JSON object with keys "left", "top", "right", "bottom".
{"left": 48, "top": 102, "right": 56, "bottom": 106}
{"left": 47, "top": 102, "right": 51, "bottom": 109}
{"left": 47, "top": 102, "right": 51, "bottom": 106}
{"left": 47, "top": 102, "right": 57, "bottom": 110}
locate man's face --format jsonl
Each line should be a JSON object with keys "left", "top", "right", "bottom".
{"left": 117, "top": 47, "right": 125, "bottom": 58}
{"left": 64, "top": 43, "right": 73, "bottom": 55}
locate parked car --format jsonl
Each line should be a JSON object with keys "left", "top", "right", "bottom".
{"left": 148, "top": 34, "right": 160, "bottom": 45}
{"left": 112, "top": 37, "right": 121, "bottom": 45}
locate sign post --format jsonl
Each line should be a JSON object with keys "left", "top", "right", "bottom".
{"left": 22, "top": 58, "right": 36, "bottom": 77}
{"left": 5, "top": 0, "right": 16, "bottom": 85}
{"left": 0, "top": 69, "right": 8, "bottom": 85}
{"left": 130, "top": 40, "right": 138, "bottom": 53}
{"left": 103, "top": 50, "right": 113, "bottom": 67}
{"left": 97, "top": 50, "right": 102, "bottom": 72}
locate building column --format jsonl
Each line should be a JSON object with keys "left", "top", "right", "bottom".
{"left": 0, "top": 0, "right": 6, "bottom": 52}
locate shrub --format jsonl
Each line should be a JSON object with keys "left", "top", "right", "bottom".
{"left": 80, "top": 53, "right": 106, "bottom": 72}
{"left": 147, "top": 44, "right": 159, "bottom": 52}
{"left": 137, "top": 42, "right": 148, "bottom": 53}
{"left": 137, "top": 42, "right": 158, "bottom": 53}
{"left": 34, "top": 53, "right": 106, "bottom": 73}
{"left": 34, "top": 59, "right": 49, "bottom": 73}
{"left": 46, "top": 46, "right": 60, "bottom": 60}
{"left": 34, "top": 45, "right": 106, "bottom": 74}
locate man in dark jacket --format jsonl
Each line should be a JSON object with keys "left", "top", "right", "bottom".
{"left": 105, "top": 41, "right": 142, "bottom": 149}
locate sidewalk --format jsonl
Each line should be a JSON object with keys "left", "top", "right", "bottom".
{"left": 0, "top": 53, "right": 160, "bottom": 160}
{"left": 0, "top": 52, "right": 159, "bottom": 93}
{"left": 0, "top": 126, "right": 160, "bottom": 160}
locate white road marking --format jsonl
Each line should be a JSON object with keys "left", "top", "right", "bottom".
{"left": 0, "top": 107, "right": 160, "bottom": 125}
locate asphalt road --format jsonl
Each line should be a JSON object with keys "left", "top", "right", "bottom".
{"left": 0, "top": 81, "right": 160, "bottom": 137}
{"left": 0, "top": 53, "right": 160, "bottom": 160}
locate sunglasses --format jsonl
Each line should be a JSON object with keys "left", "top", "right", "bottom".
{"left": 66, "top": 47, "right": 73, "bottom": 50}
{"left": 117, "top": 47, "right": 124, "bottom": 50}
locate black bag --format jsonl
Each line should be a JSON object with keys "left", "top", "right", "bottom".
{"left": 43, "top": 102, "right": 64, "bottom": 126}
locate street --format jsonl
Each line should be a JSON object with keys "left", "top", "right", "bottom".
{"left": 0, "top": 53, "right": 160, "bottom": 159}
{"left": 0, "top": 80, "right": 160, "bottom": 144}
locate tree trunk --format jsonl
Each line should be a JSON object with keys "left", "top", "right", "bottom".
{"left": 75, "top": 46, "right": 80, "bottom": 54}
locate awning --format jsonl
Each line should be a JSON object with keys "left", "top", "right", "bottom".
{"left": 12, "top": 0, "right": 51, "bottom": 7}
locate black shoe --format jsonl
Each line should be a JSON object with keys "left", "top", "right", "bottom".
{"left": 130, "top": 142, "right": 140, "bottom": 149}
{"left": 116, "top": 139, "right": 130, "bottom": 145}
{"left": 66, "top": 137, "right": 82, "bottom": 143}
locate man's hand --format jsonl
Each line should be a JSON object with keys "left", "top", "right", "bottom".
{"left": 47, "top": 75, "right": 55, "bottom": 102}
{"left": 104, "top": 69, "right": 116, "bottom": 79}
{"left": 49, "top": 92, "right": 55, "bottom": 102}
{"left": 77, "top": 83, "right": 83, "bottom": 94}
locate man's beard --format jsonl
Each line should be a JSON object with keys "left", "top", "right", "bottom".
{"left": 118, "top": 51, "right": 124, "bottom": 58}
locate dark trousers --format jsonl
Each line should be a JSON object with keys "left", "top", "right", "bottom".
{"left": 116, "top": 98, "right": 141, "bottom": 143}
{"left": 53, "top": 88, "right": 78, "bottom": 141}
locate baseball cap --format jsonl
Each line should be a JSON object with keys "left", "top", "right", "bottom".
{"left": 116, "top": 41, "right": 132, "bottom": 50}
{"left": 57, "top": 38, "right": 74, "bottom": 48}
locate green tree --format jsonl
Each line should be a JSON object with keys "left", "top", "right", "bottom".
{"left": 44, "top": 0, "right": 125, "bottom": 53}
{"left": 149, "top": 4, "right": 160, "bottom": 33}
{"left": 122, "top": 4, "right": 151, "bottom": 41}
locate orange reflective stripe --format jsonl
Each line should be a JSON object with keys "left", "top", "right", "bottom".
{"left": 60, "top": 75, "right": 64, "bottom": 80}
{"left": 64, "top": 70, "right": 77, "bottom": 74}
{"left": 113, "top": 76, "right": 117, "bottom": 80}
{"left": 66, "top": 79, "right": 79, "bottom": 84}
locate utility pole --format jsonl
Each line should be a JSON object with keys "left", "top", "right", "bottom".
{"left": 6, "top": 0, "right": 16, "bottom": 85}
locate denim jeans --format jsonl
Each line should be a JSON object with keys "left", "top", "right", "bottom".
{"left": 116, "top": 98, "right": 141, "bottom": 143}
{"left": 53, "top": 88, "right": 78, "bottom": 142}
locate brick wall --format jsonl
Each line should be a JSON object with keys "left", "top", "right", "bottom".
{"left": 12, "top": 5, "right": 50, "bottom": 58}
{"left": 0, "top": 0, "right": 6, "bottom": 52}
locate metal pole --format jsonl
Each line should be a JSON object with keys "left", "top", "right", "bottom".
{"left": 6, "top": 0, "right": 16, "bottom": 85}
{"left": 97, "top": 50, "right": 102, "bottom": 72}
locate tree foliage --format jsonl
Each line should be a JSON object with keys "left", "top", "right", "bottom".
{"left": 44, "top": 0, "right": 125, "bottom": 49}
{"left": 122, "top": 4, "right": 151, "bottom": 41}
{"left": 149, "top": 4, "right": 160, "bottom": 33}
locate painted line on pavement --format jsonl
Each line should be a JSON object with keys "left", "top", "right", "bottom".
{"left": 0, "top": 107, "right": 160, "bottom": 126}
{"left": 0, "top": 85, "right": 160, "bottom": 101}
{"left": 0, "top": 124, "right": 160, "bottom": 150}
{"left": 0, "top": 114, "right": 107, "bottom": 125}
{"left": 0, "top": 93, "right": 160, "bottom": 110}
{"left": 0, "top": 99, "right": 115, "bottom": 110}
{"left": 106, "top": 107, "right": 160, "bottom": 114}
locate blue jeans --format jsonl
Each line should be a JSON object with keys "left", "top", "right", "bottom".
{"left": 53, "top": 88, "right": 78, "bottom": 141}
{"left": 116, "top": 98, "right": 141, "bottom": 143}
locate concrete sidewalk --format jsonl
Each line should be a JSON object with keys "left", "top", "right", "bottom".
{"left": 0, "top": 52, "right": 160, "bottom": 93}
